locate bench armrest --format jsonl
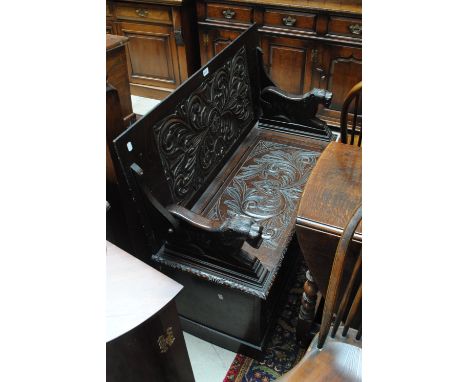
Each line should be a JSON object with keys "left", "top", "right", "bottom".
{"left": 260, "top": 86, "right": 332, "bottom": 129}
{"left": 167, "top": 204, "right": 263, "bottom": 250}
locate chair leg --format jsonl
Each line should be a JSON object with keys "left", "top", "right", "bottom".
{"left": 296, "top": 270, "right": 318, "bottom": 346}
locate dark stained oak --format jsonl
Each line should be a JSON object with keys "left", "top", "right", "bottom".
{"left": 112, "top": 25, "right": 335, "bottom": 356}
{"left": 106, "top": 84, "right": 126, "bottom": 187}
{"left": 295, "top": 141, "right": 361, "bottom": 343}
{"left": 106, "top": 85, "right": 134, "bottom": 253}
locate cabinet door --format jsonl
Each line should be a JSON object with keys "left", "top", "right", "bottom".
{"left": 116, "top": 21, "right": 181, "bottom": 98}
{"left": 106, "top": 20, "right": 115, "bottom": 34}
{"left": 199, "top": 28, "right": 242, "bottom": 65}
{"left": 260, "top": 35, "right": 315, "bottom": 95}
{"left": 314, "top": 44, "right": 362, "bottom": 124}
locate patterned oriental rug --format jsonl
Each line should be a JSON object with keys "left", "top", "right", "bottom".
{"left": 223, "top": 260, "right": 315, "bottom": 382}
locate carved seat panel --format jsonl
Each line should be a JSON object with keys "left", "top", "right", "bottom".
{"left": 191, "top": 126, "right": 327, "bottom": 294}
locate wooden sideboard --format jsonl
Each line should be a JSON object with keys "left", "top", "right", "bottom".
{"left": 107, "top": 0, "right": 201, "bottom": 100}
{"left": 106, "top": 34, "right": 135, "bottom": 126}
{"left": 196, "top": 0, "right": 361, "bottom": 127}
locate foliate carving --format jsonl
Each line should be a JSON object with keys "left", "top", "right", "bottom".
{"left": 154, "top": 46, "right": 254, "bottom": 204}
{"left": 207, "top": 140, "right": 320, "bottom": 249}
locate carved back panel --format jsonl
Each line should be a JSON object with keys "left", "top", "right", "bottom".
{"left": 115, "top": 25, "right": 261, "bottom": 207}
{"left": 155, "top": 45, "right": 255, "bottom": 204}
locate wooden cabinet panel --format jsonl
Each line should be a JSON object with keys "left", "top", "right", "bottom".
{"left": 318, "top": 44, "right": 362, "bottom": 112}
{"left": 312, "top": 44, "right": 361, "bottom": 125}
{"left": 118, "top": 21, "right": 181, "bottom": 93}
{"left": 199, "top": 29, "right": 242, "bottom": 64}
{"left": 106, "top": 35, "right": 135, "bottom": 125}
{"left": 127, "top": 33, "right": 174, "bottom": 80}
{"left": 269, "top": 45, "right": 306, "bottom": 94}
{"left": 260, "top": 36, "right": 315, "bottom": 95}
{"left": 107, "top": 22, "right": 114, "bottom": 34}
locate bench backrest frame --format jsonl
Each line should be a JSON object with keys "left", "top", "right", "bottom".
{"left": 113, "top": 25, "right": 262, "bottom": 258}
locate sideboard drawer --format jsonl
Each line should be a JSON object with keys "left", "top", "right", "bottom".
{"left": 206, "top": 2, "right": 253, "bottom": 24}
{"left": 327, "top": 16, "right": 362, "bottom": 39}
{"left": 264, "top": 9, "right": 316, "bottom": 32}
{"left": 114, "top": 2, "right": 172, "bottom": 24}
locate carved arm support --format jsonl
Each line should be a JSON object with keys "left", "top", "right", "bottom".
{"left": 168, "top": 205, "right": 263, "bottom": 247}
{"left": 256, "top": 46, "right": 333, "bottom": 132}
{"left": 166, "top": 205, "right": 264, "bottom": 268}
{"left": 130, "top": 162, "right": 264, "bottom": 270}
{"left": 260, "top": 86, "right": 333, "bottom": 129}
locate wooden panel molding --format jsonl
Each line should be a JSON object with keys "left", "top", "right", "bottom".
{"left": 196, "top": 0, "right": 361, "bottom": 126}
{"left": 114, "top": 2, "right": 172, "bottom": 24}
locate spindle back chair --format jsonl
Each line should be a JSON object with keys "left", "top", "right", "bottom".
{"left": 278, "top": 205, "right": 362, "bottom": 381}
{"left": 340, "top": 82, "right": 362, "bottom": 146}
{"left": 318, "top": 205, "right": 362, "bottom": 349}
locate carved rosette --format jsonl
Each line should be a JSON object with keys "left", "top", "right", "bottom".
{"left": 154, "top": 46, "right": 254, "bottom": 204}
{"left": 207, "top": 140, "right": 320, "bottom": 249}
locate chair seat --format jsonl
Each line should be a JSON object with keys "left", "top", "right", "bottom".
{"left": 278, "top": 327, "right": 361, "bottom": 382}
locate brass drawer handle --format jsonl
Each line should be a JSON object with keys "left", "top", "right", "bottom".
{"left": 348, "top": 24, "right": 362, "bottom": 35}
{"left": 222, "top": 9, "right": 236, "bottom": 19}
{"left": 135, "top": 8, "right": 149, "bottom": 17}
{"left": 282, "top": 15, "right": 296, "bottom": 27}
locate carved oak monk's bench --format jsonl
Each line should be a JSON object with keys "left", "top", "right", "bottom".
{"left": 113, "top": 25, "right": 333, "bottom": 356}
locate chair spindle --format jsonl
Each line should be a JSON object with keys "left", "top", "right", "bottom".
{"left": 317, "top": 206, "right": 362, "bottom": 349}
{"left": 340, "top": 82, "right": 362, "bottom": 146}
{"left": 331, "top": 250, "right": 362, "bottom": 338}
{"left": 342, "top": 284, "right": 362, "bottom": 337}
{"left": 350, "top": 92, "right": 360, "bottom": 145}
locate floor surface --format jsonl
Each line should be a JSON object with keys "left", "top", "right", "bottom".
{"left": 183, "top": 332, "right": 236, "bottom": 382}
{"left": 131, "top": 95, "right": 236, "bottom": 382}
{"left": 131, "top": 95, "right": 160, "bottom": 116}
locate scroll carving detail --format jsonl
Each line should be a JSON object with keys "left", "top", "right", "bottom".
{"left": 154, "top": 46, "right": 254, "bottom": 204}
{"left": 207, "top": 140, "right": 320, "bottom": 249}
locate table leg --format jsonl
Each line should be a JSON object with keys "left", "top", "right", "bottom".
{"left": 296, "top": 270, "right": 318, "bottom": 345}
